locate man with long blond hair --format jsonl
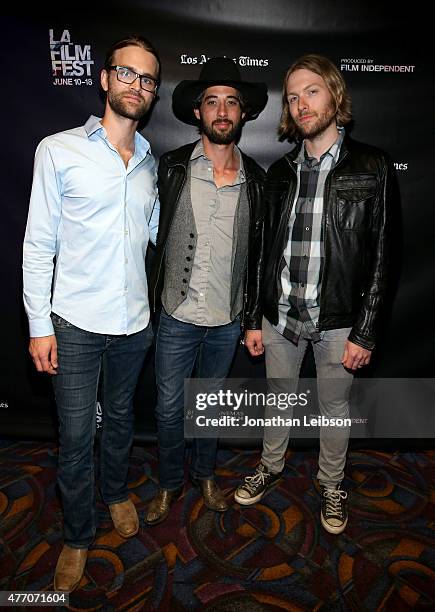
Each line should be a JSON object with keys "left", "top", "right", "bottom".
{"left": 234, "top": 54, "right": 393, "bottom": 534}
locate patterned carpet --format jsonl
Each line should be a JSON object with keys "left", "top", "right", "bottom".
{"left": 0, "top": 440, "right": 434, "bottom": 611}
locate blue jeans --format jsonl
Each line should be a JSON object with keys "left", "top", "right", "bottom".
{"left": 51, "top": 314, "right": 153, "bottom": 548}
{"left": 155, "top": 310, "right": 241, "bottom": 490}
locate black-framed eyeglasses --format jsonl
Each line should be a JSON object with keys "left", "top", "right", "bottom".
{"left": 109, "top": 65, "right": 159, "bottom": 94}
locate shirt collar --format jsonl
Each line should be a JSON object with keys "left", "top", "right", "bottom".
{"left": 190, "top": 139, "right": 245, "bottom": 180}
{"left": 84, "top": 115, "right": 104, "bottom": 137}
{"left": 84, "top": 115, "right": 151, "bottom": 160}
{"left": 296, "top": 125, "right": 345, "bottom": 165}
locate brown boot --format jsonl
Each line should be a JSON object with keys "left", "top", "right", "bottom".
{"left": 193, "top": 478, "right": 228, "bottom": 512}
{"left": 144, "top": 488, "right": 182, "bottom": 525}
{"left": 54, "top": 545, "right": 87, "bottom": 593}
{"left": 109, "top": 498, "right": 139, "bottom": 538}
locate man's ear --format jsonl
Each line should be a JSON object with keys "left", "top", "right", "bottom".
{"left": 101, "top": 68, "right": 109, "bottom": 93}
{"left": 194, "top": 108, "right": 200, "bottom": 121}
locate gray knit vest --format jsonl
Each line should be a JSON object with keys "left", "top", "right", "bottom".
{"left": 162, "top": 167, "right": 250, "bottom": 320}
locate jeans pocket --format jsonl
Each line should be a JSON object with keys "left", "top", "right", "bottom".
{"left": 51, "top": 313, "right": 72, "bottom": 329}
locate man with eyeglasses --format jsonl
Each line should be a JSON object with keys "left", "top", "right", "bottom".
{"left": 23, "top": 35, "right": 160, "bottom": 592}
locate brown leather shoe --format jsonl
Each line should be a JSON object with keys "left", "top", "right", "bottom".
{"left": 54, "top": 545, "right": 87, "bottom": 593}
{"left": 144, "top": 488, "right": 182, "bottom": 525}
{"left": 194, "top": 478, "right": 228, "bottom": 512}
{"left": 109, "top": 498, "right": 139, "bottom": 538}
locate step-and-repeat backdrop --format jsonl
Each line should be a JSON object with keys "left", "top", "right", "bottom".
{"left": 1, "top": 3, "right": 432, "bottom": 438}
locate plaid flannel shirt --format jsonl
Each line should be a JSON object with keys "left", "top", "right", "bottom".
{"left": 275, "top": 128, "right": 344, "bottom": 344}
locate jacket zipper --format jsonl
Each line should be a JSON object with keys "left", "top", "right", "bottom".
{"left": 318, "top": 149, "right": 348, "bottom": 327}
{"left": 278, "top": 157, "right": 298, "bottom": 297}
{"left": 240, "top": 175, "right": 253, "bottom": 331}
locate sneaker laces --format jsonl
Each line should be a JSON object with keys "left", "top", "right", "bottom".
{"left": 242, "top": 465, "right": 268, "bottom": 494}
{"left": 323, "top": 487, "right": 347, "bottom": 517}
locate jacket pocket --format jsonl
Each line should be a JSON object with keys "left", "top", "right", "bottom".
{"left": 335, "top": 174, "right": 377, "bottom": 230}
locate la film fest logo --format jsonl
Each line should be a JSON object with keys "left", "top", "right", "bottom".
{"left": 340, "top": 57, "right": 415, "bottom": 73}
{"left": 50, "top": 29, "right": 94, "bottom": 86}
{"left": 180, "top": 53, "right": 269, "bottom": 67}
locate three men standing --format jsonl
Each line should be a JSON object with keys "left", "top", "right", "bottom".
{"left": 146, "top": 57, "right": 268, "bottom": 524}
{"left": 235, "top": 54, "right": 392, "bottom": 534}
{"left": 23, "top": 44, "right": 393, "bottom": 597}
{"left": 23, "top": 36, "right": 160, "bottom": 591}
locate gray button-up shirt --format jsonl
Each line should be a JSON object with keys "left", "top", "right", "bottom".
{"left": 171, "top": 140, "right": 245, "bottom": 326}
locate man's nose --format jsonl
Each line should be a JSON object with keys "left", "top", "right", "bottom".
{"left": 298, "top": 96, "right": 308, "bottom": 112}
{"left": 217, "top": 101, "right": 228, "bottom": 116}
{"left": 130, "top": 76, "right": 142, "bottom": 92}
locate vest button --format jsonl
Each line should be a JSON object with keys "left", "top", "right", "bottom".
{"left": 181, "top": 291, "right": 186, "bottom": 296}
{"left": 188, "top": 244, "right": 193, "bottom": 250}
{"left": 189, "top": 233, "right": 194, "bottom": 238}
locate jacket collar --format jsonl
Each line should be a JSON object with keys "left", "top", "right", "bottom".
{"left": 286, "top": 131, "right": 350, "bottom": 165}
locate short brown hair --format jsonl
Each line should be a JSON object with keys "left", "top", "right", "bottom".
{"left": 278, "top": 54, "right": 352, "bottom": 140}
{"left": 104, "top": 35, "right": 161, "bottom": 80}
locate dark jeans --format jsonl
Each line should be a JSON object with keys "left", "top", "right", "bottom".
{"left": 155, "top": 310, "right": 241, "bottom": 490}
{"left": 51, "top": 314, "right": 153, "bottom": 548}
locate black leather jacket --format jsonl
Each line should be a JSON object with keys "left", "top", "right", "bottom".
{"left": 150, "top": 141, "right": 266, "bottom": 328}
{"left": 246, "top": 136, "right": 393, "bottom": 350}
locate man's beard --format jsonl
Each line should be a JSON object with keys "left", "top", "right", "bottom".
{"left": 107, "top": 90, "right": 149, "bottom": 121}
{"left": 296, "top": 103, "right": 336, "bottom": 140}
{"left": 200, "top": 117, "right": 243, "bottom": 145}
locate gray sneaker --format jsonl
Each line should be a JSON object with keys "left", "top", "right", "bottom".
{"left": 234, "top": 463, "right": 281, "bottom": 505}
{"left": 320, "top": 484, "right": 348, "bottom": 534}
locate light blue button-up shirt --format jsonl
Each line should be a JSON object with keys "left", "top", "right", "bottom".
{"left": 23, "top": 115, "right": 159, "bottom": 337}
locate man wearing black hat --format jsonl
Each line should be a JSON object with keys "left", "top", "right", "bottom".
{"left": 145, "top": 57, "right": 267, "bottom": 525}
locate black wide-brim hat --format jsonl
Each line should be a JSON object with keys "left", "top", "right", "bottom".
{"left": 172, "top": 56, "right": 268, "bottom": 126}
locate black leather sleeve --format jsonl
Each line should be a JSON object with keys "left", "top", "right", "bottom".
{"left": 243, "top": 179, "right": 265, "bottom": 329}
{"left": 348, "top": 154, "right": 394, "bottom": 350}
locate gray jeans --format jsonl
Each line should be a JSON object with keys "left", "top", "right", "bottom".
{"left": 261, "top": 317, "right": 353, "bottom": 487}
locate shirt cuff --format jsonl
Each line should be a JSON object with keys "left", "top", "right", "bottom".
{"left": 29, "top": 318, "right": 55, "bottom": 338}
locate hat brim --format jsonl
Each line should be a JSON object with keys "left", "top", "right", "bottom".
{"left": 172, "top": 79, "right": 268, "bottom": 126}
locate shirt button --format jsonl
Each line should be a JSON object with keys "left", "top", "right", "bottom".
{"left": 305, "top": 227, "right": 310, "bottom": 231}
{"left": 208, "top": 167, "right": 212, "bottom": 172}
{"left": 125, "top": 229, "right": 129, "bottom": 235}
{"left": 200, "top": 292, "right": 204, "bottom": 297}
{"left": 125, "top": 257, "right": 128, "bottom": 263}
